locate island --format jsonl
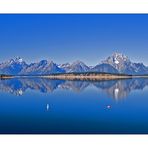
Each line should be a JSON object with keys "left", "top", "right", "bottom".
{"left": 1, "top": 72, "right": 148, "bottom": 81}
{"left": 0, "top": 74, "right": 13, "bottom": 79}
{"left": 40, "top": 72, "right": 133, "bottom": 80}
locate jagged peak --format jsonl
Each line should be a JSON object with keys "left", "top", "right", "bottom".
{"left": 48, "top": 60, "right": 56, "bottom": 66}
{"left": 112, "top": 52, "right": 124, "bottom": 57}
{"left": 111, "top": 52, "right": 128, "bottom": 59}
{"left": 38, "top": 60, "right": 55, "bottom": 65}
{"left": 6, "top": 57, "right": 24, "bottom": 64}
{"left": 62, "top": 62, "right": 70, "bottom": 65}
{"left": 102, "top": 52, "right": 130, "bottom": 64}
{"left": 59, "top": 63, "right": 71, "bottom": 67}
{"left": 14, "top": 56, "right": 23, "bottom": 63}
{"left": 72, "top": 60, "right": 86, "bottom": 65}
{"left": 39, "top": 60, "right": 48, "bottom": 65}
{"left": 0, "top": 53, "right": 147, "bottom": 75}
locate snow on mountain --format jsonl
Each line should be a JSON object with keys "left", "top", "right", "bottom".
{"left": 60, "top": 61, "right": 90, "bottom": 73}
{"left": 20, "top": 60, "right": 65, "bottom": 75}
{"left": 15, "top": 57, "right": 23, "bottom": 63}
{"left": 58, "top": 63, "right": 71, "bottom": 72}
{"left": 0, "top": 53, "right": 148, "bottom": 75}
{"left": 102, "top": 52, "right": 148, "bottom": 74}
{"left": 102, "top": 52, "right": 131, "bottom": 72}
{"left": 0, "top": 57, "right": 28, "bottom": 75}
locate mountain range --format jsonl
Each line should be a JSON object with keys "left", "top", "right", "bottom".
{"left": 0, "top": 52, "right": 148, "bottom": 75}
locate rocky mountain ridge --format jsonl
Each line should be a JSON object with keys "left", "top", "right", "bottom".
{"left": 0, "top": 52, "right": 147, "bottom": 75}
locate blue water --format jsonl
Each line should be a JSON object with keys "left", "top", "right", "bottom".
{"left": 0, "top": 78, "right": 148, "bottom": 134}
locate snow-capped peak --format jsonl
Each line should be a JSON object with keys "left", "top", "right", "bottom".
{"left": 9, "top": 59, "right": 15, "bottom": 64}
{"left": 15, "top": 57, "right": 23, "bottom": 63}
{"left": 18, "top": 58, "right": 23, "bottom": 63}
{"left": 0, "top": 52, "right": 147, "bottom": 75}
{"left": 114, "top": 59, "right": 119, "bottom": 64}
{"left": 101, "top": 52, "right": 131, "bottom": 72}
{"left": 112, "top": 52, "right": 123, "bottom": 57}
{"left": 112, "top": 52, "right": 129, "bottom": 60}
{"left": 72, "top": 60, "right": 84, "bottom": 65}
{"left": 58, "top": 63, "right": 70, "bottom": 68}
{"left": 103, "top": 52, "right": 130, "bottom": 64}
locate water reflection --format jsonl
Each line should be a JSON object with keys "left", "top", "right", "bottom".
{"left": 46, "top": 104, "right": 49, "bottom": 111}
{"left": 0, "top": 78, "right": 148, "bottom": 99}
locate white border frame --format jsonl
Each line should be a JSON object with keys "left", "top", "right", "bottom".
{"left": 0, "top": 0, "right": 148, "bottom": 148}
{"left": 0, "top": 0, "right": 148, "bottom": 13}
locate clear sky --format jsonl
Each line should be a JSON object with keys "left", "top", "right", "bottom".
{"left": 0, "top": 14, "right": 148, "bottom": 66}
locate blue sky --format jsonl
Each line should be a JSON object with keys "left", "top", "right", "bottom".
{"left": 0, "top": 14, "right": 148, "bottom": 65}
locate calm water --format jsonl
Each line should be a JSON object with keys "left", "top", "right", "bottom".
{"left": 0, "top": 77, "right": 148, "bottom": 134}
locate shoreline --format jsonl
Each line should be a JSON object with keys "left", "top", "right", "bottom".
{"left": 40, "top": 74, "right": 133, "bottom": 80}
{"left": 1, "top": 73, "right": 148, "bottom": 80}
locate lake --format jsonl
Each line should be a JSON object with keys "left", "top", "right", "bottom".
{"left": 0, "top": 77, "right": 148, "bottom": 134}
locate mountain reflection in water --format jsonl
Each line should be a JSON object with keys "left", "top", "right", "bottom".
{"left": 0, "top": 78, "right": 148, "bottom": 99}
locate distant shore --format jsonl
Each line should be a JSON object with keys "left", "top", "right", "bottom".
{"left": 1, "top": 73, "right": 148, "bottom": 80}
{"left": 40, "top": 73, "right": 144, "bottom": 80}
{"left": 0, "top": 75, "right": 14, "bottom": 79}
